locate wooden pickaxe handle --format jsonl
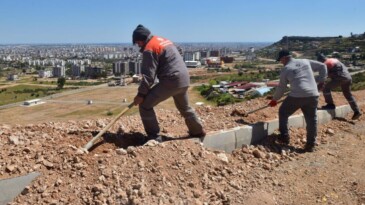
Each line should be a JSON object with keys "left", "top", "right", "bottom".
{"left": 243, "top": 97, "right": 286, "bottom": 117}
{"left": 82, "top": 103, "right": 134, "bottom": 151}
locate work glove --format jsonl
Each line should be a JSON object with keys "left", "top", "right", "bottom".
{"left": 133, "top": 95, "right": 144, "bottom": 105}
{"left": 317, "top": 82, "right": 324, "bottom": 91}
{"left": 268, "top": 100, "right": 277, "bottom": 107}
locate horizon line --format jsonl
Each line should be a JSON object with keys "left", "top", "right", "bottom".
{"left": 0, "top": 41, "right": 274, "bottom": 45}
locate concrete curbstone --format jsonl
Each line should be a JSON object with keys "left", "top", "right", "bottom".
{"left": 266, "top": 118, "right": 279, "bottom": 135}
{"left": 250, "top": 122, "right": 269, "bottom": 144}
{"left": 288, "top": 114, "right": 305, "bottom": 128}
{"left": 317, "top": 110, "right": 333, "bottom": 124}
{"left": 199, "top": 104, "right": 353, "bottom": 153}
{"left": 0, "top": 172, "right": 40, "bottom": 205}
{"left": 201, "top": 129, "right": 236, "bottom": 153}
{"left": 233, "top": 126, "right": 252, "bottom": 149}
{"left": 336, "top": 105, "right": 352, "bottom": 118}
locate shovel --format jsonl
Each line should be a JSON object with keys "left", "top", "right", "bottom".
{"left": 231, "top": 93, "right": 288, "bottom": 117}
{"left": 82, "top": 103, "right": 134, "bottom": 151}
{"left": 237, "top": 91, "right": 290, "bottom": 117}
{"left": 239, "top": 98, "right": 285, "bottom": 117}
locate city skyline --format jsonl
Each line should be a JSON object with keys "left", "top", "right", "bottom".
{"left": 0, "top": 0, "right": 364, "bottom": 44}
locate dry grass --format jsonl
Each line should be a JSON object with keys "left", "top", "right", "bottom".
{"left": 0, "top": 84, "right": 208, "bottom": 125}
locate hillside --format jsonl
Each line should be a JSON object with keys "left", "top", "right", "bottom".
{"left": 258, "top": 32, "right": 365, "bottom": 65}
{"left": 1, "top": 89, "right": 365, "bottom": 204}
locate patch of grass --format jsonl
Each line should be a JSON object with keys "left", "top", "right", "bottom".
{"left": 106, "top": 110, "right": 113, "bottom": 116}
{"left": 0, "top": 85, "right": 77, "bottom": 106}
{"left": 55, "top": 105, "right": 138, "bottom": 119}
{"left": 190, "top": 86, "right": 216, "bottom": 106}
{"left": 55, "top": 108, "right": 106, "bottom": 118}
{"left": 351, "top": 72, "right": 365, "bottom": 91}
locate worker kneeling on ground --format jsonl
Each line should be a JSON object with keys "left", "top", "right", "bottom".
{"left": 131, "top": 24, "right": 205, "bottom": 142}
{"left": 268, "top": 50, "right": 327, "bottom": 152}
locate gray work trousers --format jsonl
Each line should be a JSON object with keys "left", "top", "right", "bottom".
{"left": 279, "top": 96, "right": 319, "bottom": 145}
{"left": 323, "top": 78, "right": 359, "bottom": 112}
{"left": 139, "top": 84, "right": 203, "bottom": 136}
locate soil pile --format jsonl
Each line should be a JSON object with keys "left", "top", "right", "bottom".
{"left": 1, "top": 91, "right": 365, "bottom": 204}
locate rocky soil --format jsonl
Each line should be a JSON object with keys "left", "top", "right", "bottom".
{"left": 1, "top": 90, "right": 365, "bottom": 205}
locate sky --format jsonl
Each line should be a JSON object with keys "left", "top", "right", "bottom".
{"left": 0, "top": 0, "right": 364, "bottom": 44}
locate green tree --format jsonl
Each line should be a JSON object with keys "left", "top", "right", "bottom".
{"left": 209, "top": 79, "right": 218, "bottom": 85}
{"left": 216, "top": 93, "right": 236, "bottom": 106}
{"left": 57, "top": 77, "right": 66, "bottom": 89}
{"left": 65, "top": 68, "right": 72, "bottom": 76}
{"left": 65, "top": 62, "right": 73, "bottom": 69}
{"left": 35, "top": 65, "right": 44, "bottom": 71}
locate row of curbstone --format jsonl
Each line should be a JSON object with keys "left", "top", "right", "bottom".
{"left": 199, "top": 105, "right": 352, "bottom": 153}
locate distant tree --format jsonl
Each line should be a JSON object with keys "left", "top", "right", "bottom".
{"left": 65, "top": 68, "right": 72, "bottom": 76}
{"left": 352, "top": 54, "right": 358, "bottom": 66}
{"left": 333, "top": 53, "right": 341, "bottom": 59}
{"left": 35, "top": 65, "right": 44, "bottom": 71}
{"left": 57, "top": 77, "right": 66, "bottom": 89}
{"left": 65, "top": 62, "right": 73, "bottom": 69}
{"left": 80, "top": 71, "right": 86, "bottom": 78}
{"left": 209, "top": 79, "right": 218, "bottom": 85}
{"left": 216, "top": 93, "right": 236, "bottom": 106}
{"left": 238, "top": 68, "right": 243, "bottom": 76}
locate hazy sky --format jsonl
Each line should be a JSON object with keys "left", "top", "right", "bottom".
{"left": 0, "top": 0, "right": 364, "bottom": 44}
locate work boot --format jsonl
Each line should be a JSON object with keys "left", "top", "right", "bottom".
{"left": 276, "top": 134, "right": 290, "bottom": 145}
{"left": 304, "top": 143, "right": 316, "bottom": 152}
{"left": 352, "top": 111, "right": 362, "bottom": 120}
{"left": 321, "top": 104, "right": 336, "bottom": 110}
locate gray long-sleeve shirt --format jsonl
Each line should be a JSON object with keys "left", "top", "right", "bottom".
{"left": 324, "top": 58, "right": 351, "bottom": 80}
{"left": 273, "top": 58, "right": 327, "bottom": 100}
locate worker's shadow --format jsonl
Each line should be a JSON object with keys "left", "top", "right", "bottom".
{"left": 333, "top": 117, "right": 355, "bottom": 125}
{"left": 159, "top": 135, "right": 203, "bottom": 142}
{"left": 234, "top": 119, "right": 251, "bottom": 125}
{"left": 257, "top": 133, "right": 308, "bottom": 154}
{"left": 88, "top": 131, "right": 204, "bottom": 152}
{"left": 88, "top": 131, "right": 147, "bottom": 151}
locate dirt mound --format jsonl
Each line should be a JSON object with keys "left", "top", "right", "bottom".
{"left": 1, "top": 91, "right": 365, "bottom": 204}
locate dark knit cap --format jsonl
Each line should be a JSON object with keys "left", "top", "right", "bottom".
{"left": 132, "top": 24, "right": 151, "bottom": 44}
{"left": 316, "top": 53, "right": 327, "bottom": 62}
{"left": 276, "top": 49, "right": 291, "bottom": 61}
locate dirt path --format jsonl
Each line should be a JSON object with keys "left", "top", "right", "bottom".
{"left": 255, "top": 121, "right": 365, "bottom": 204}
{"left": 292, "top": 51, "right": 303, "bottom": 57}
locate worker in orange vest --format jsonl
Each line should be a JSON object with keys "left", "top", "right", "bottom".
{"left": 132, "top": 24, "right": 205, "bottom": 142}
{"left": 317, "top": 53, "right": 362, "bottom": 120}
